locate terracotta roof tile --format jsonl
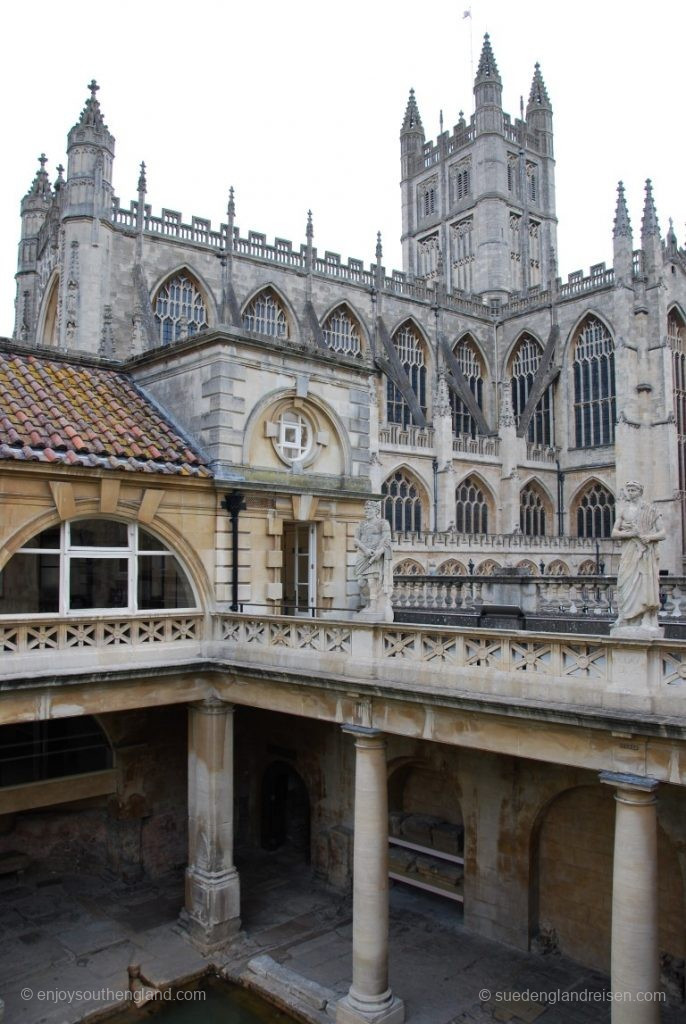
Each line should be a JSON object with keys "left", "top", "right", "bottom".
{"left": 0, "top": 351, "right": 211, "bottom": 478}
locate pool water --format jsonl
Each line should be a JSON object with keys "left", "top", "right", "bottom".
{"left": 100, "top": 975, "right": 298, "bottom": 1023}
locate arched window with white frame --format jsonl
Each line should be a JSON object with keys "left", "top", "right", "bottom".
{"left": 0, "top": 520, "right": 197, "bottom": 615}
{"left": 386, "top": 323, "right": 427, "bottom": 427}
{"left": 575, "top": 482, "right": 615, "bottom": 539}
{"left": 572, "top": 316, "right": 616, "bottom": 448}
{"left": 382, "top": 470, "right": 424, "bottom": 534}
{"left": 450, "top": 336, "right": 484, "bottom": 438}
{"left": 455, "top": 476, "right": 490, "bottom": 534}
{"left": 509, "top": 335, "right": 553, "bottom": 446}
{"left": 321, "top": 305, "right": 362, "bottom": 357}
{"left": 242, "top": 288, "right": 288, "bottom": 338}
{"left": 154, "top": 272, "right": 209, "bottom": 345}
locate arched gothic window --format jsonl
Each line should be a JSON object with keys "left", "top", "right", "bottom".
{"left": 509, "top": 336, "right": 553, "bottom": 446}
{"left": 154, "top": 273, "right": 208, "bottom": 345}
{"left": 382, "top": 470, "right": 423, "bottom": 534}
{"left": 393, "top": 559, "right": 424, "bottom": 576}
{"left": 572, "top": 317, "right": 616, "bottom": 448}
{"left": 242, "top": 289, "right": 288, "bottom": 338}
{"left": 321, "top": 306, "right": 362, "bottom": 357}
{"left": 546, "top": 559, "right": 570, "bottom": 576}
{"left": 520, "top": 484, "right": 547, "bottom": 536}
{"left": 450, "top": 337, "right": 484, "bottom": 438}
{"left": 576, "top": 482, "right": 615, "bottom": 539}
{"left": 436, "top": 559, "right": 466, "bottom": 576}
{"left": 386, "top": 323, "right": 427, "bottom": 427}
{"left": 455, "top": 476, "right": 489, "bottom": 534}
{"left": 668, "top": 309, "right": 686, "bottom": 542}
{"left": 0, "top": 520, "right": 197, "bottom": 615}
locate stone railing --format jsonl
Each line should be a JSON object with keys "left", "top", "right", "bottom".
{"left": 526, "top": 442, "right": 559, "bottom": 464}
{"left": 1, "top": 610, "right": 685, "bottom": 716}
{"left": 379, "top": 424, "right": 435, "bottom": 448}
{"left": 453, "top": 435, "right": 500, "bottom": 457}
{"left": 391, "top": 531, "right": 616, "bottom": 554}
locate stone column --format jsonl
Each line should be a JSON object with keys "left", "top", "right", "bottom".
{"left": 337, "top": 727, "right": 404, "bottom": 1024}
{"left": 183, "top": 697, "right": 240, "bottom": 950}
{"left": 600, "top": 772, "right": 660, "bottom": 1023}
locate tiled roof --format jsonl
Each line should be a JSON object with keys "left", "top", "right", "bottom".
{"left": 0, "top": 350, "right": 211, "bottom": 477}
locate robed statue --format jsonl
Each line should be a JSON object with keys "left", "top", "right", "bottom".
{"left": 354, "top": 501, "right": 394, "bottom": 622}
{"left": 611, "top": 481, "right": 665, "bottom": 638}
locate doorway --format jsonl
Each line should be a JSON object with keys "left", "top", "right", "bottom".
{"left": 260, "top": 761, "right": 311, "bottom": 862}
{"left": 282, "top": 522, "right": 316, "bottom": 615}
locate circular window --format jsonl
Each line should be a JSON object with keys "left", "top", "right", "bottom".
{"left": 275, "top": 410, "right": 312, "bottom": 464}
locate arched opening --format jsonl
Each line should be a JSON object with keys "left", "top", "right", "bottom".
{"left": 260, "top": 761, "right": 311, "bottom": 862}
{"left": 321, "top": 304, "right": 363, "bottom": 357}
{"left": 242, "top": 287, "right": 289, "bottom": 339}
{"left": 382, "top": 469, "right": 426, "bottom": 534}
{"left": 533, "top": 785, "right": 685, "bottom": 973}
{"left": 153, "top": 270, "right": 209, "bottom": 344}
{"left": 574, "top": 481, "right": 615, "bottom": 539}
{"left": 546, "top": 559, "right": 570, "bottom": 576}
{"left": 520, "top": 481, "right": 549, "bottom": 537}
{"left": 450, "top": 336, "right": 485, "bottom": 438}
{"left": 571, "top": 316, "right": 616, "bottom": 449}
{"left": 386, "top": 322, "right": 427, "bottom": 427}
{"left": 455, "top": 475, "right": 492, "bottom": 534}
{"left": 393, "top": 558, "right": 424, "bottom": 576}
{"left": 508, "top": 335, "right": 553, "bottom": 446}
{"left": 436, "top": 559, "right": 466, "bottom": 576}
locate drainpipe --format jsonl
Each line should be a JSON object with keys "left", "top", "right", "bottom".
{"left": 432, "top": 458, "right": 439, "bottom": 533}
{"left": 222, "top": 491, "right": 246, "bottom": 612}
{"left": 556, "top": 460, "right": 565, "bottom": 537}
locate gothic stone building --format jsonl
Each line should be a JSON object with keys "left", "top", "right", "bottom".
{"left": 1, "top": 34, "right": 686, "bottom": 1023}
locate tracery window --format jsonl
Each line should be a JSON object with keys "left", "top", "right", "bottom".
{"left": 507, "top": 154, "right": 518, "bottom": 194}
{"left": 436, "top": 559, "right": 466, "bottom": 576}
{"left": 576, "top": 482, "right": 615, "bottom": 539}
{"left": 154, "top": 273, "right": 208, "bottom": 345}
{"left": 450, "top": 337, "right": 484, "bottom": 438}
{"left": 509, "top": 335, "right": 553, "bottom": 446}
{"left": 478, "top": 559, "right": 501, "bottom": 576}
{"left": 527, "top": 162, "right": 538, "bottom": 203}
{"left": 451, "top": 217, "right": 474, "bottom": 292}
{"left": 450, "top": 161, "right": 471, "bottom": 203}
{"left": 668, "top": 309, "right": 686, "bottom": 542}
{"left": 520, "top": 484, "right": 547, "bottom": 536}
{"left": 572, "top": 317, "right": 616, "bottom": 448}
{"left": 510, "top": 214, "right": 522, "bottom": 292}
{"left": 382, "top": 471, "right": 423, "bottom": 534}
{"left": 455, "top": 476, "right": 489, "bottom": 534}
{"left": 321, "top": 305, "right": 362, "bottom": 357}
{"left": 386, "top": 323, "right": 427, "bottom": 427}
{"left": 546, "top": 559, "right": 569, "bottom": 576}
{"left": 242, "top": 289, "right": 288, "bottom": 338}
{"left": 393, "top": 559, "right": 424, "bottom": 576}
{"left": 529, "top": 221, "right": 541, "bottom": 287}
{"left": 418, "top": 234, "right": 440, "bottom": 280}
{"left": 418, "top": 178, "right": 438, "bottom": 219}
{"left": 0, "top": 520, "right": 196, "bottom": 615}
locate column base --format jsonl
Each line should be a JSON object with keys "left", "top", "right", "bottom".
{"left": 182, "top": 865, "right": 241, "bottom": 952}
{"left": 336, "top": 992, "right": 405, "bottom": 1024}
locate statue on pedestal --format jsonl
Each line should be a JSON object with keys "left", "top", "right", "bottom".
{"left": 611, "top": 481, "right": 665, "bottom": 638}
{"left": 354, "top": 501, "right": 394, "bottom": 622}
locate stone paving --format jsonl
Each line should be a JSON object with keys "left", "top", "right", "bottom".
{"left": 0, "top": 853, "right": 681, "bottom": 1024}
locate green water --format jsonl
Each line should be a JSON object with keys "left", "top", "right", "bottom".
{"left": 103, "top": 976, "right": 297, "bottom": 1023}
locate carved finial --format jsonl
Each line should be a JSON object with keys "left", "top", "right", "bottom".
{"left": 78, "top": 80, "right": 106, "bottom": 130}
{"left": 228, "top": 185, "right": 235, "bottom": 218}
{"left": 137, "top": 161, "right": 147, "bottom": 194}
{"left": 376, "top": 231, "right": 383, "bottom": 262}
{"left": 54, "top": 164, "right": 65, "bottom": 192}
{"left": 458, "top": 109, "right": 465, "bottom": 126}
{"left": 88, "top": 79, "right": 100, "bottom": 98}
{"left": 401, "top": 88, "right": 424, "bottom": 134}
{"left": 613, "top": 180, "right": 632, "bottom": 239}
{"left": 475, "top": 33, "right": 501, "bottom": 83}
{"left": 24, "top": 153, "right": 52, "bottom": 200}
{"left": 527, "top": 62, "right": 551, "bottom": 110}
{"left": 39, "top": 153, "right": 47, "bottom": 170}
{"left": 306, "top": 209, "right": 313, "bottom": 243}
{"left": 641, "top": 178, "right": 660, "bottom": 239}
{"left": 667, "top": 217, "right": 678, "bottom": 256}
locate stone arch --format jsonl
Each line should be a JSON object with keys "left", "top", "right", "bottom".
{"left": 506, "top": 332, "right": 553, "bottom": 447}
{"left": 477, "top": 558, "right": 501, "bottom": 575}
{"left": 531, "top": 783, "right": 685, "bottom": 972}
{"left": 241, "top": 283, "right": 298, "bottom": 342}
{"left": 562, "top": 308, "right": 617, "bottom": 363}
{"left": 393, "top": 558, "right": 424, "bottom": 576}
{"left": 570, "top": 478, "right": 616, "bottom": 539}
{"left": 387, "top": 757, "right": 464, "bottom": 857}
{"left": 382, "top": 466, "right": 429, "bottom": 534}
{"left": 436, "top": 558, "right": 467, "bottom": 576}
{"left": 519, "top": 478, "right": 553, "bottom": 537}
{"left": 546, "top": 559, "right": 570, "bottom": 576}
{"left": 568, "top": 313, "right": 616, "bottom": 449}
{"left": 450, "top": 333, "right": 487, "bottom": 437}
{"left": 150, "top": 265, "right": 216, "bottom": 344}
{"left": 36, "top": 270, "right": 60, "bottom": 347}
{"left": 578, "top": 559, "right": 598, "bottom": 576}
{"left": 517, "top": 559, "right": 539, "bottom": 576}
{"left": 319, "top": 300, "right": 370, "bottom": 357}
{"left": 386, "top": 318, "right": 431, "bottom": 427}
{"left": 241, "top": 386, "right": 352, "bottom": 477}
{"left": 454, "top": 472, "right": 495, "bottom": 534}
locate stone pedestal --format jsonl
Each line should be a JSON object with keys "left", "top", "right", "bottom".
{"left": 182, "top": 697, "right": 240, "bottom": 950}
{"left": 337, "top": 727, "right": 404, "bottom": 1024}
{"left": 600, "top": 772, "right": 660, "bottom": 1023}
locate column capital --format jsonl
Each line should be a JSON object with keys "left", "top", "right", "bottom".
{"left": 190, "top": 696, "right": 235, "bottom": 716}
{"left": 342, "top": 724, "right": 386, "bottom": 747}
{"left": 599, "top": 771, "right": 659, "bottom": 803}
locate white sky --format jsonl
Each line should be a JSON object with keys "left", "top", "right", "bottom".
{"left": 1, "top": 0, "right": 684, "bottom": 336}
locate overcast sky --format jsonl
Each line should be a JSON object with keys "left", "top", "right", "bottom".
{"left": 1, "top": 0, "right": 684, "bottom": 336}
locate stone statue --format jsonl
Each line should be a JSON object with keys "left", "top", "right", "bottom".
{"left": 611, "top": 481, "right": 666, "bottom": 638}
{"left": 354, "top": 501, "right": 394, "bottom": 622}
